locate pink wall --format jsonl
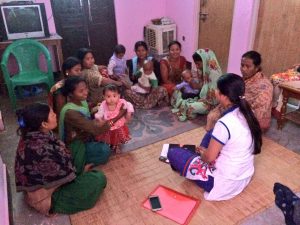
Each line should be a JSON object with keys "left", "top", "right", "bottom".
{"left": 35, "top": 0, "right": 56, "bottom": 34}
{"left": 227, "top": 0, "right": 260, "bottom": 75}
{"left": 35, "top": 0, "right": 57, "bottom": 70}
{"left": 165, "top": 0, "right": 200, "bottom": 63}
{"left": 114, "top": 0, "right": 166, "bottom": 58}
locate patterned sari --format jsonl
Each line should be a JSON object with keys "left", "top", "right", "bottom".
{"left": 125, "top": 56, "right": 170, "bottom": 109}
{"left": 15, "top": 131, "right": 107, "bottom": 215}
{"left": 206, "top": 72, "right": 273, "bottom": 131}
{"left": 171, "top": 49, "right": 222, "bottom": 121}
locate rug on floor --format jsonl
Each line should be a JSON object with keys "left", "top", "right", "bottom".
{"left": 70, "top": 127, "right": 300, "bottom": 225}
{"left": 123, "top": 106, "right": 206, "bottom": 152}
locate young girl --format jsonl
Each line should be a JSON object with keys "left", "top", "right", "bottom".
{"left": 131, "top": 60, "right": 158, "bottom": 94}
{"left": 107, "top": 44, "right": 127, "bottom": 79}
{"left": 107, "top": 44, "right": 132, "bottom": 90}
{"left": 77, "top": 48, "right": 123, "bottom": 107}
{"left": 15, "top": 103, "right": 107, "bottom": 215}
{"left": 95, "top": 84, "right": 134, "bottom": 153}
{"left": 48, "top": 56, "right": 82, "bottom": 115}
{"left": 168, "top": 73, "right": 262, "bottom": 201}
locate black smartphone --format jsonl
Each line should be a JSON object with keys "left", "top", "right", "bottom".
{"left": 149, "top": 195, "right": 162, "bottom": 211}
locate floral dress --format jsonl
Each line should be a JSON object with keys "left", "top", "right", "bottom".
{"left": 171, "top": 48, "right": 222, "bottom": 121}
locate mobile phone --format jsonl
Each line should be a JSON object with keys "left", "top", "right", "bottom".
{"left": 149, "top": 195, "right": 162, "bottom": 211}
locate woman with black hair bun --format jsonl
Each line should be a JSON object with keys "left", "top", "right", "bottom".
{"left": 15, "top": 103, "right": 107, "bottom": 215}
{"left": 168, "top": 74, "right": 262, "bottom": 201}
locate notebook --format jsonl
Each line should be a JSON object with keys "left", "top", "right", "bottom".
{"left": 159, "top": 144, "right": 196, "bottom": 163}
{"left": 143, "top": 185, "right": 200, "bottom": 225}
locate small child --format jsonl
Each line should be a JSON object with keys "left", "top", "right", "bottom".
{"left": 94, "top": 84, "right": 134, "bottom": 153}
{"left": 175, "top": 69, "right": 200, "bottom": 99}
{"left": 131, "top": 60, "right": 158, "bottom": 94}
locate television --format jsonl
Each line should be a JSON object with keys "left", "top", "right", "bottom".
{"left": 0, "top": 3, "right": 49, "bottom": 40}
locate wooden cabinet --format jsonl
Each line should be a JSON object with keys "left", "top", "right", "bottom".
{"left": 51, "top": 0, "right": 117, "bottom": 65}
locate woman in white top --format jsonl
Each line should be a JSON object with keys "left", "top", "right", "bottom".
{"left": 168, "top": 73, "right": 262, "bottom": 201}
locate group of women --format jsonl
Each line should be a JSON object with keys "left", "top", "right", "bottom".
{"left": 14, "top": 39, "right": 274, "bottom": 216}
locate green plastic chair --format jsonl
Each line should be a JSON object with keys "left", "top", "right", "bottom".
{"left": 0, "top": 39, "right": 54, "bottom": 110}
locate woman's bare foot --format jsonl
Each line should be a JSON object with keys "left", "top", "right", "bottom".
{"left": 84, "top": 163, "right": 94, "bottom": 172}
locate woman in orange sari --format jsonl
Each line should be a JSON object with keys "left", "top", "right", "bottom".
{"left": 160, "top": 41, "right": 187, "bottom": 97}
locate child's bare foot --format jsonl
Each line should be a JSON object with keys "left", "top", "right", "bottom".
{"left": 111, "top": 145, "right": 122, "bottom": 154}
{"left": 84, "top": 163, "right": 94, "bottom": 172}
{"left": 115, "top": 145, "right": 122, "bottom": 154}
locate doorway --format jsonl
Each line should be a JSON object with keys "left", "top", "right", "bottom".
{"left": 198, "top": 0, "right": 235, "bottom": 72}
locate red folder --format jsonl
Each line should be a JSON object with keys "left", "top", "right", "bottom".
{"left": 143, "top": 185, "right": 200, "bottom": 225}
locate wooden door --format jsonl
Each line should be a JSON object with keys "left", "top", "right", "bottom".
{"left": 254, "top": 0, "right": 300, "bottom": 77}
{"left": 51, "top": 0, "right": 89, "bottom": 60}
{"left": 198, "top": 0, "right": 235, "bottom": 72}
{"left": 51, "top": 0, "right": 118, "bottom": 65}
{"left": 86, "top": 0, "right": 118, "bottom": 65}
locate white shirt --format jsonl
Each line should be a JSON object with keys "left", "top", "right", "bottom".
{"left": 204, "top": 107, "right": 255, "bottom": 201}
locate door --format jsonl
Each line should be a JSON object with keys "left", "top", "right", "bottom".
{"left": 198, "top": 0, "right": 235, "bottom": 72}
{"left": 254, "top": 0, "right": 300, "bottom": 76}
{"left": 51, "top": 0, "right": 118, "bottom": 65}
{"left": 86, "top": 0, "right": 118, "bottom": 65}
{"left": 51, "top": 0, "right": 89, "bottom": 60}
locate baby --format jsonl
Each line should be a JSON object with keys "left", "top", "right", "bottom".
{"left": 131, "top": 60, "right": 158, "bottom": 94}
{"left": 107, "top": 44, "right": 132, "bottom": 88}
{"left": 94, "top": 84, "right": 134, "bottom": 153}
{"left": 175, "top": 69, "right": 200, "bottom": 99}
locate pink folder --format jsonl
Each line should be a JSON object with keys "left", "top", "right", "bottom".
{"left": 143, "top": 185, "right": 200, "bottom": 225}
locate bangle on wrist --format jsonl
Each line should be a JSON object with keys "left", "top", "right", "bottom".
{"left": 108, "top": 120, "right": 114, "bottom": 127}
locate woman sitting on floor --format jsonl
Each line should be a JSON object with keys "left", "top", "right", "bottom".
{"left": 160, "top": 40, "right": 187, "bottom": 97}
{"left": 125, "top": 41, "right": 169, "bottom": 109}
{"left": 206, "top": 51, "right": 273, "bottom": 132}
{"left": 48, "top": 56, "right": 82, "bottom": 116}
{"left": 171, "top": 48, "right": 222, "bottom": 121}
{"left": 15, "top": 103, "right": 107, "bottom": 215}
{"left": 168, "top": 74, "right": 262, "bottom": 201}
{"left": 59, "top": 76, "right": 127, "bottom": 168}
{"left": 77, "top": 48, "right": 123, "bottom": 108}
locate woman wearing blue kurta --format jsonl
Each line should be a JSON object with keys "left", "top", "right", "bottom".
{"left": 171, "top": 48, "right": 222, "bottom": 121}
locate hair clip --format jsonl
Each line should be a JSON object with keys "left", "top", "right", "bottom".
{"left": 18, "top": 117, "right": 26, "bottom": 128}
{"left": 239, "top": 95, "right": 246, "bottom": 100}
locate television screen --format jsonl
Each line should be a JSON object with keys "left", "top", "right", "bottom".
{"left": 3, "top": 6, "right": 42, "bottom": 33}
{"left": 0, "top": 4, "right": 48, "bottom": 40}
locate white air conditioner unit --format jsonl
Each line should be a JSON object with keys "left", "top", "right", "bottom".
{"left": 144, "top": 23, "right": 176, "bottom": 55}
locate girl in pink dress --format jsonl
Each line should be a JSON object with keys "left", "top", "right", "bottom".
{"left": 95, "top": 84, "right": 134, "bottom": 153}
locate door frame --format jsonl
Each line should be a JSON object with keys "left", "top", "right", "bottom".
{"left": 196, "top": 0, "right": 261, "bottom": 74}
{"left": 227, "top": 0, "right": 260, "bottom": 74}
